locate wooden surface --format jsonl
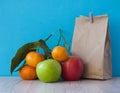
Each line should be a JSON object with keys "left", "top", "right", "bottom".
{"left": 0, "top": 77, "right": 120, "bottom": 93}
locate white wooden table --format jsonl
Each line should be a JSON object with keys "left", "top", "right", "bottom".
{"left": 0, "top": 77, "right": 120, "bottom": 93}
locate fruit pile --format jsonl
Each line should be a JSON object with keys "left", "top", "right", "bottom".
{"left": 10, "top": 29, "right": 84, "bottom": 83}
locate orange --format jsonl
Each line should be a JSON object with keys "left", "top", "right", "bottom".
{"left": 26, "top": 51, "right": 45, "bottom": 67}
{"left": 52, "top": 46, "right": 68, "bottom": 62}
{"left": 19, "top": 65, "right": 37, "bottom": 80}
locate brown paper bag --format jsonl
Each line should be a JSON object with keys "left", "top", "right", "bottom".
{"left": 71, "top": 15, "right": 112, "bottom": 79}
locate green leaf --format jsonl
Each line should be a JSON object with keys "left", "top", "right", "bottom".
{"left": 10, "top": 40, "right": 52, "bottom": 75}
{"left": 10, "top": 42, "right": 37, "bottom": 75}
{"left": 44, "top": 31, "right": 56, "bottom": 42}
{"left": 63, "top": 43, "right": 70, "bottom": 52}
{"left": 38, "top": 40, "right": 52, "bottom": 59}
{"left": 59, "top": 29, "right": 70, "bottom": 52}
{"left": 57, "top": 31, "right": 62, "bottom": 46}
{"left": 14, "top": 61, "right": 26, "bottom": 72}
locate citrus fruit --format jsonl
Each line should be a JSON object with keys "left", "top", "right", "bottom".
{"left": 36, "top": 59, "right": 61, "bottom": 83}
{"left": 26, "top": 51, "right": 45, "bottom": 67}
{"left": 19, "top": 65, "right": 37, "bottom": 80}
{"left": 52, "top": 46, "right": 68, "bottom": 62}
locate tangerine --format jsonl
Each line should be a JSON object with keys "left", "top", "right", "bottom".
{"left": 19, "top": 65, "right": 37, "bottom": 80}
{"left": 52, "top": 46, "right": 68, "bottom": 62}
{"left": 26, "top": 51, "right": 44, "bottom": 67}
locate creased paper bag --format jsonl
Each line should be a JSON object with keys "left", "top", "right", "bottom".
{"left": 71, "top": 15, "right": 112, "bottom": 79}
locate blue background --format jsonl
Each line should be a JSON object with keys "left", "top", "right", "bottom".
{"left": 0, "top": 0, "right": 120, "bottom": 76}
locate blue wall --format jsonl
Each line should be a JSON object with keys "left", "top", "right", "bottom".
{"left": 0, "top": 0, "right": 120, "bottom": 76}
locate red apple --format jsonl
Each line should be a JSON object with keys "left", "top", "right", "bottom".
{"left": 62, "top": 56, "right": 84, "bottom": 81}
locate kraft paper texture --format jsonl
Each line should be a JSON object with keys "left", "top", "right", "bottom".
{"left": 71, "top": 15, "right": 112, "bottom": 79}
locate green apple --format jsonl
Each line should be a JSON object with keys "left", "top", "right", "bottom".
{"left": 36, "top": 59, "right": 61, "bottom": 83}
